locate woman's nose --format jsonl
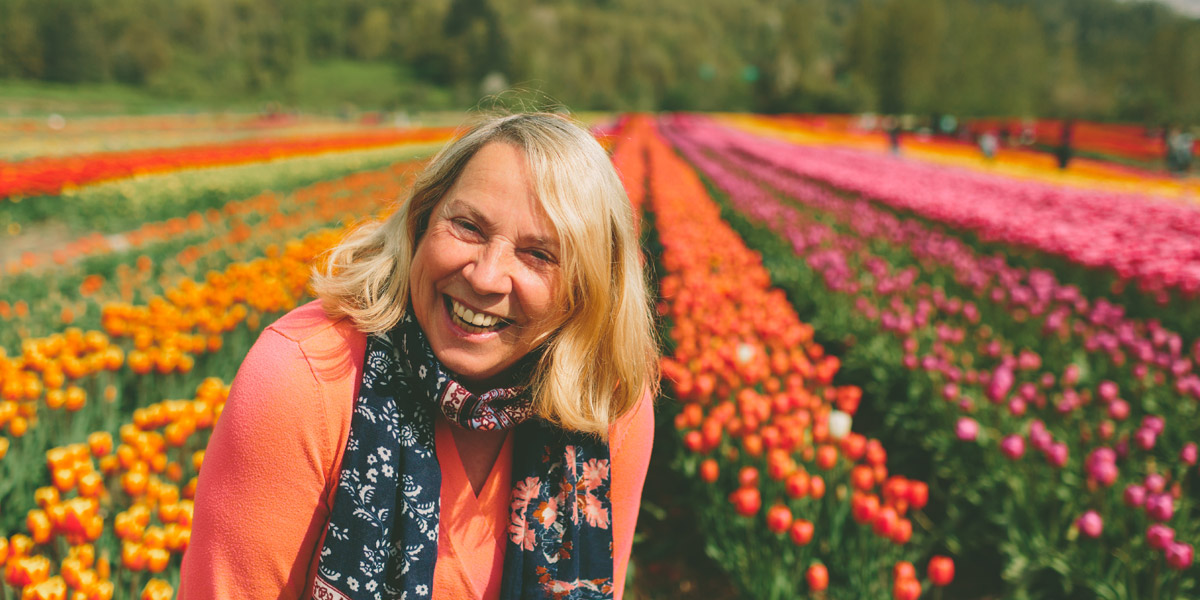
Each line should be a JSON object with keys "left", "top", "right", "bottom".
{"left": 463, "top": 242, "right": 513, "bottom": 295}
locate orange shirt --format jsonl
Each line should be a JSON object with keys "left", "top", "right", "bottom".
{"left": 179, "top": 301, "right": 653, "bottom": 599}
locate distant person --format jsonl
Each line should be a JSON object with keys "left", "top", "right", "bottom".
{"left": 885, "top": 117, "right": 901, "bottom": 155}
{"left": 1167, "top": 127, "right": 1195, "bottom": 176}
{"left": 979, "top": 131, "right": 998, "bottom": 161}
{"left": 1055, "top": 119, "right": 1074, "bottom": 170}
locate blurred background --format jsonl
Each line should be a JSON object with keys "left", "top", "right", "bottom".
{"left": 0, "top": 0, "right": 1197, "bottom": 123}
{"left": 2, "top": 2, "right": 1200, "bottom": 599}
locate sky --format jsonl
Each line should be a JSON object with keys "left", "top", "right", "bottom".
{"left": 1144, "top": 0, "right": 1200, "bottom": 17}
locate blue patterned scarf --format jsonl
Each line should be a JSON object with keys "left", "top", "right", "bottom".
{"left": 313, "top": 313, "right": 615, "bottom": 600}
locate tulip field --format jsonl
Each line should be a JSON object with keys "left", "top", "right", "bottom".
{"left": 0, "top": 111, "right": 1198, "bottom": 600}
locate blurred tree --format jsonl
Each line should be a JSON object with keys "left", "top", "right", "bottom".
{"left": 351, "top": 7, "right": 392, "bottom": 60}
{"left": 0, "top": 0, "right": 1195, "bottom": 122}
{"left": 35, "top": 0, "right": 111, "bottom": 82}
{"left": 0, "top": 0, "right": 44, "bottom": 78}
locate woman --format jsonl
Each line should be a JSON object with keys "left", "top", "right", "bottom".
{"left": 180, "top": 113, "right": 659, "bottom": 600}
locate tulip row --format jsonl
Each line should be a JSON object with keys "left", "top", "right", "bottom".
{"left": 0, "top": 125, "right": 451, "bottom": 201}
{"left": 0, "top": 113, "right": 377, "bottom": 161}
{"left": 613, "top": 116, "right": 955, "bottom": 598}
{"left": 669, "top": 117, "right": 1200, "bottom": 406}
{"left": 733, "top": 115, "right": 1198, "bottom": 201}
{"left": 0, "top": 138, "right": 436, "bottom": 247}
{"left": 661, "top": 117, "right": 1200, "bottom": 598}
{"left": 1, "top": 159, "right": 420, "bottom": 350}
{"left": 718, "top": 114, "right": 1200, "bottom": 298}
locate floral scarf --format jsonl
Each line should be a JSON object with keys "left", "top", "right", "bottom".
{"left": 313, "top": 313, "right": 615, "bottom": 600}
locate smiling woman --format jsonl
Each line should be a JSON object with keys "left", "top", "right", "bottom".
{"left": 179, "top": 113, "right": 660, "bottom": 600}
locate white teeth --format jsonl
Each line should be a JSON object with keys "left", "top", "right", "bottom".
{"left": 450, "top": 298, "right": 502, "bottom": 329}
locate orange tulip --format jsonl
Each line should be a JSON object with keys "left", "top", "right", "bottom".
{"left": 140, "top": 579, "right": 173, "bottom": 600}
{"left": 145, "top": 548, "right": 170, "bottom": 574}
{"left": 121, "top": 471, "right": 148, "bottom": 497}
{"left": 5, "top": 554, "right": 51, "bottom": 587}
{"left": 76, "top": 471, "right": 104, "bottom": 498}
{"left": 87, "top": 432, "right": 113, "bottom": 458}
{"left": 26, "top": 509, "right": 53, "bottom": 544}
{"left": 21, "top": 575, "right": 66, "bottom": 600}
{"left": 120, "top": 542, "right": 146, "bottom": 572}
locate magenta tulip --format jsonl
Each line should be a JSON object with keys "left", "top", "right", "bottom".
{"left": 1124, "top": 484, "right": 1147, "bottom": 508}
{"left": 1167, "top": 542, "right": 1195, "bottom": 570}
{"left": 1182, "top": 443, "right": 1198, "bottom": 466}
{"left": 1076, "top": 511, "right": 1103, "bottom": 538}
{"left": 1107, "top": 400, "right": 1130, "bottom": 421}
{"left": 956, "top": 418, "right": 979, "bottom": 442}
{"left": 1147, "top": 524, "right": 1175, "bottom": 550}
{"left": 1145, "top": 473, "right": 1166, "bottom": 494}
{"left": 1000, "top": 435, "right": 1025, "bottom": 460}
{"left": 1146, "top": 493, "right": 1175, "bottom": 522}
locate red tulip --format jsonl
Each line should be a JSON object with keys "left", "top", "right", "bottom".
{"left": 765, "top": 504, "right": 793, "bottom": 534}
{"left": 928, "top": 556, "right": 955, "bottom": 586}
{"left": 789, "top": 519, "right": 814, "bottom": 546}
{"left": 806, "top": 563, "right": 829, "bottom": 591}
{"left": 728, "top": 487, "right": 761, "bottom": 517}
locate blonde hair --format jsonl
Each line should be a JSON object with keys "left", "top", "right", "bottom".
{"left": 312, "top": 112, "right": 658, "bottom": 437}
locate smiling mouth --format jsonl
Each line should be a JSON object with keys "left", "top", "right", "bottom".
{"left": 445, "top": 296, "right": 512, "bottom": 334}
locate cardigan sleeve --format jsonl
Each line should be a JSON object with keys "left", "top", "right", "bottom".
{"left": 179, "top": 326, "right": 344, "bottom": 600}
{"left": 609, "top": 390, "right": 655, "bottom": 599}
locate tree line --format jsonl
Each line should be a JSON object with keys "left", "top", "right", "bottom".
{"left": 0, "top": 0, "right": 1196, "bottom": 123}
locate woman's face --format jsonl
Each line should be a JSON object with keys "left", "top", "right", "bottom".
{"left": 409, "top": 141, "right": 564, "bottom": 386}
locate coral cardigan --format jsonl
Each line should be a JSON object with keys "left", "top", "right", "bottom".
{"left": 179, "top": 301, "right": 653, "bottom": 599}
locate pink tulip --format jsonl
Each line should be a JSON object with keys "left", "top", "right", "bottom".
{"left": 1135, "top": 428, "right": 1158, "bottom": 451}
{"left": 1097, "top": 380, "right": 1119, "bottom": 403}
{"left": 1145, "top": 473, "right": 1167, "bottom": 494}
{"left": 1143, "top": 415, "right": 1166, "bottom": 435}
{"left": 1091, "top": 461, "right": 1118, "bottom": 487}
{"left": 1018, "top": 351, "right": 1041, "bottom": 371}
{"left": 1000, "top": 435, "right": 1025, "bottom": 460}
{"left": 1008, "top": 397, "right": 1027, "bottom": 417}
{"left": 956, "top": 418, "right": 979, "bottom": 442}
{"left": 1029, "top": 424, "right": 1053, "bottom": 453}
{"left": 988, "top": 365, "right": 1014, "bottom": 403}
{"left": 942, "top": 383, "right": 959, "bottom": 401}
{"left": 1124, "top": 484, "right": 1147, "bottom": 508}
{"left": 1147, "top": 524, "right": 1175, "bottom": 550}
{"left": 1063, "top": 365, "right": 1080, "bottom": 386}
{"left": 1018, "top": 382, "right": 1038, "bottom": 401}
{"left": 1046, "top": 442, "right": 1069, "bottom": 468}
{"left": 1076, "top": 510, "right": 1103, "bottom": 538}
{"left": 1182, "top": 443, "right": 1198, "bottom": 466}
{"left": 1107, "top": 400, "right": 1129, "bottom": 421}
{"left": 1166, "top": 542, "right": 1195, "bottom": 570}
{"left": 1146, "top": 493, "right": 1174, "bottom": 522}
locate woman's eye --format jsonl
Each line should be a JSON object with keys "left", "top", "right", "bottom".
{"left": 527, "top": 249, "right": 558, "bottom": 265}
{"left": 452, "top": 218, "right": 482, "bottom": 235}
